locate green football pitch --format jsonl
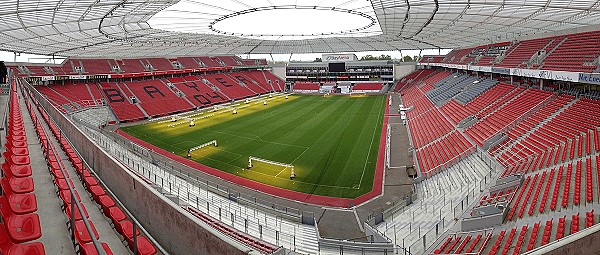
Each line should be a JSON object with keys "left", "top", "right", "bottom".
{"left": 120, "top": 94, "right": 385, "bottom": 198}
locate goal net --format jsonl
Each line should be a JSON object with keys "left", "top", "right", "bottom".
{"left": 187, "top": 140, "right": 218, "bottom": 156}
{"left": 350, "top": 91, "right": 368, "bottom": 97}
{"left": 247, "top": 156, "right": 296, "bottom": 178}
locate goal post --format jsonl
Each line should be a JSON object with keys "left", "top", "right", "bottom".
{"left": 248, "top": 156, "right": 296, "bottom": 179}
{"left": 187, "top": 140, "right": 217, "bottom": 157}
{"left": 350, "top": 91, "right": 367, "bottom": 97}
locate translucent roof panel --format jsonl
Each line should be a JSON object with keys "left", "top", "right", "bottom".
{"left": 0, "top": 0, "right": 599, "bottom": 57}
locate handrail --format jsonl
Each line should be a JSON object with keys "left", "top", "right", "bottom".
{"left": 1, "top": 69, "right": 13, "bottom": 133}
{"left": 23, "top": 80, "right": 168, "bottom": 255}
{"left": 22, "top": 83, "right": 106, "bottom": 255}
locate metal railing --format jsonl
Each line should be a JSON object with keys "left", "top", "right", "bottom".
{"left": 105, "top": 128, "right": 305, "bottom": 220}
{"left": 80, "top": 126, "right": 311, "bottom": 253}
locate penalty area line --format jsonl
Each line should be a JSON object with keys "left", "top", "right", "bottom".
{"left": 275, "top": 147, "right": 310, "bottom": 177}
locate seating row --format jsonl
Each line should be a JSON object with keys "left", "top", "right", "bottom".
{"left": 11, "top": 56, "right": 251, "bottom": 76}
{"left": 28, "top": 90, "right": 157, "bottom": 255}
{"left": 0, "top": 88, "right": 46, "bottom": 254}
{"left": 440, "top": 82, "right": 515, "bottom": 125}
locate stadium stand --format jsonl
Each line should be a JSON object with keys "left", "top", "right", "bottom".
{"left": 242, "top": 70, "right": 284, "bottom": 92}
{"left": 177, "top": 57, "right": 203, "bottom": 68}
{"left": 21, "top": 82, "right": 158, "bottom": 254}
{"left": 424, "top": 30, "right": 600, "bottom": 72}
{"left": 398, "top": 62, "right": 600, "bottom": 254}
{"left": 197, "top": 56, "right": 223, "bottom": 67}
{"left": 494, "top": 37, "right": 558, "bottom": 68}
{"left": 121, "top": 80, "right": 195, "bottom": 117}
{"left": 293, "top": 82, "right": 320, "bottom": 92}
{"left": 453, "top": 79, "right": 498, "bottom": 105}
{"left": 216, "top": 56, "right": 244, "bottom": 67}
{"left": 541, "top": 31, "right": 600, "bottom": 72}
{"left": 394, "top": 69, "right": 436, "bottom": 92}
{"left": 399, "top": 70, "right": 477, "bottom": 175}
{"left": 146, "top": 58, "right": 175, "bottom": 71}
{"left": 167, "top": 76, "right": 229, "bottom": 107}
{"left": 27, "top": 57, "right": 283, "bottom": 122}
{"left": 120, "top": 59, "right": 148, "bottom": 73}
{"left": 352, "top": 83, "right": 383, "bottom": 92}
{"left": 78, "top": 59, "right": 114, "bottom": 74}
{"left": 426, "top": 74, "right": 479, "bottom": 106}
{"left": 35, "top": 81, "right": 102, "bottom": 112}
{"left": 465, "top": 88, "right": 553, "bottom": 146}
{"left": 494, "top": 96, "right": 600, "bottom": 176}
{"left": 1, "top": 87, "right": 45, "bottom": 254}
{"left": 201, "top": 73, "right": 255, "bottom": 99}
{"left": 226, "top": 72, "right": 270, "bottom": 94}
{"left": 98, "top": 82, "right": 147, "bottom": 122}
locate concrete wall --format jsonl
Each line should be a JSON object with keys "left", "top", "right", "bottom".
{"left": 271, "top": 66, "right": 287, "bottom": 81}
{"left": 23, "top": 82, "right": 250, "bottom": 255}
{"left": 394, "top": 64, "right": 417, "bottom": 80}
{"left": 460, "top": 206, "right": 507, "bottom": 232}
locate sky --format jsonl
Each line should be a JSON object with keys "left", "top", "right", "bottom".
{"left": 0, "top": 0, "right": 453, "bottom": 64}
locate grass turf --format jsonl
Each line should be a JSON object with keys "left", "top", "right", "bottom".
{"left": 120, "top": 94, "right": 385, "bottom": 198}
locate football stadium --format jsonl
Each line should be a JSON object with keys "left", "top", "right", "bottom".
{"left": 2, "top": 0, "right": 600, "bottom": 255}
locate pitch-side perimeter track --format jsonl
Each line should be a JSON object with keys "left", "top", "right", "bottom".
{"left": 116, "top": 95, "right": 389, "bottom": 208}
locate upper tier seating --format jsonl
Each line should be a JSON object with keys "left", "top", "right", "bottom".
{"left": 495, "top": 37, "right": 557, "bottom": 68}
{"left": 431, "top": 29, "right": 600, "bottom": 72}
{"left": 217, "top": 56, "right": 244, "bottom": 66}
{"left": 443, "top": 48, "right": 474, "bottom": 64}
{"left": 177, "top": 57, "right": 203, "bottom": 68}
{"left": 119, "top": 59, "right": 147, "bottom": 73}
{"left": 79, "top": 59, "right": 114, "bottom": 74}
{"left": 197, "top": 57, "right": 223, "bottom": 67}
{"left": 146, "top": 58, "right": 174, "bottom": 71}
{"left": 11, "top": 55, "right": 267, "bottom": 77}
{"left": 541, "top": 31, "right": 600, "bottom": 72}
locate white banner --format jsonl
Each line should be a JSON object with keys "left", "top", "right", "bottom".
{"left": 322, "top": 54, "right": 358, "bottom": 62}
{"left": 469, "top": 65, "right": 492, "bottom": 72}
{"left": 551, "top": 71, "right": 579, "bottom": 82}
{"left": 69, "top": 75, "right": 87, "bottom": 80}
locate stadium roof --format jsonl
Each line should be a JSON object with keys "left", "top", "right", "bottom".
{"left": 1, "top": 0, "right": 600, "bottom": 57}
